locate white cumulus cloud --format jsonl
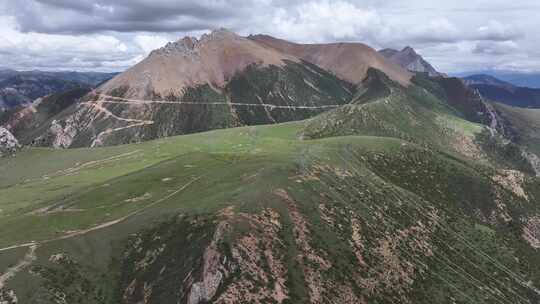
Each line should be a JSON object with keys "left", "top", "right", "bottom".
{"left": 269, "top": 1, "right": 382, "bottom": 43}
{"left": 134, "top": 35, "right": 171, "bottom": 54}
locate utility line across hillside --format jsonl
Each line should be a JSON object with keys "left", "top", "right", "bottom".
{"left": 91, "top": 93, "right": 344, "bottom": 110}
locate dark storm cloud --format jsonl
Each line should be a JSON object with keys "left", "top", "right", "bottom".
{"left": 9, "top": 0, "right": 259, "bottom": 34}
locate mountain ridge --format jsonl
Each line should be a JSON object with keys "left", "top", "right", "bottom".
{"left": 100, "top": 29, "right": 299, "bottom": 99}
{"left": 248, "top": 34, "right": 412, "bottom": 86}
{"left": 0, "top": 70, "right": 116, "bottom": 110}
{"left": 378, "top": 46, "right": 445, "bottom": 77}
{"left": 463, "top": 74, "right": 540, "bottom": 108}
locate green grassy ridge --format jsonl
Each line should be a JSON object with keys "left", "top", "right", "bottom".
{"left": 0, "top": 132, "right": 402, "bottom": 247}
{"left": 302, "top": 76, "right": 483, "bottom": 152}
{"left": 1, "top": 120, "right": 539, "bottom": 302}
{"left": 302, "top": 70, "right": 540, "bottom": 175}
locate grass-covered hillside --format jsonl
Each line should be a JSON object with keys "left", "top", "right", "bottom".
{"left": 1, "top": 109, "right": 540, "bottom": 303}
{"left": 1, "top": 72, "right": 540, "bottom": 303}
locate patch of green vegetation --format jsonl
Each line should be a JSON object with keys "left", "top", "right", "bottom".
{"left": 29, "top": 255, "right": 106, "bottom": 304}
{"left": 115, "top": 214, "right": 216, "bottom": 303}
{"left": 302, "top": 71, "right": 482, "bottom": 156}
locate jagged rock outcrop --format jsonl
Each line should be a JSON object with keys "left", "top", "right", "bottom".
{"left": 187, "top": 222, "right": 232, "bottom": 304}
{"left": 0, "top": 127, "right": 19, "bottom": 156}
{"left": 379, "top": 46, "right": 445, "bottom": 77}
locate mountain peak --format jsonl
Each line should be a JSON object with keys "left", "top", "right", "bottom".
{"left": 151, "top": 37, "right": 198, "bottom": 57}
{"left": 101, "top": 30, "right": 296, "bottom": 99}
{"left": 401, "top": 46, "right": 417, "bottom": 55}
{"left": 379, "top": 46, "right": 444, "bottom": 77}
{"left": 150, "top": 29, "right": 240, "bottom": 57}
{"left": 205, "top": 27, "right": 236, "bottom": 38}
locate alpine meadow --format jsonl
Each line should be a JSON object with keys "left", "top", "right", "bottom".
{"left": 1, "top": 2, "right": 540, "bottom": 303}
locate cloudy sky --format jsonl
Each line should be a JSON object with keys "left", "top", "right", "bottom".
{"left": 1, "top": 0, "right": 538, "bottom": 73}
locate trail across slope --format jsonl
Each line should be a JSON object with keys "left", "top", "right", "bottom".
{"left": 0, "top": 176, "right": 202, "bottom": 253}
{"left": 91, "top": 93, "right": 344, "bottom": 110}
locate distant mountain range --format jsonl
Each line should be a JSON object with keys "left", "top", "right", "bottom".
{"left": 456, "top": 70, "right": 540, "bottom": 89}
{"left": 463, "top": 74, "right": 540, "bottom": 108}
{"left": 378, "top": 46, "right": 445, "bottom": 77}
{"left": 0, "top": 70, "right": 117, "bottom": 110}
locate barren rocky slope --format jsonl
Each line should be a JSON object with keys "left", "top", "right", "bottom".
{"left": 378, "top": 46, "right": 444, "bottom": 77}
{"left": 101, "top": 29, "right": 298, "bottom": 99}
{"left": 249, "top": 34, "right": 412, "bottom": 86}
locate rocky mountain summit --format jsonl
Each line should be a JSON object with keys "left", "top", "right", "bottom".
{"left": 379, "top": 46, "right": 444, "bottom": 77}
{"left": 100, "top": 29, "right": 298, "bottom": 99}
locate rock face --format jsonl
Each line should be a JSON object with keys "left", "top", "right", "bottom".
{"left": 187, "top": 222, "right": 231, "bottom": 304}
{"left": 249, "top": 34, "right": 412, "bottom": 86}
{"left": 1, "top": 88, "right": 90, "bottom": 146}
{"left": 0, "top": 127, "right": 19, "bottom": 156}
{"left": 379, "top": 46, "right": 444, "bottom": 77}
